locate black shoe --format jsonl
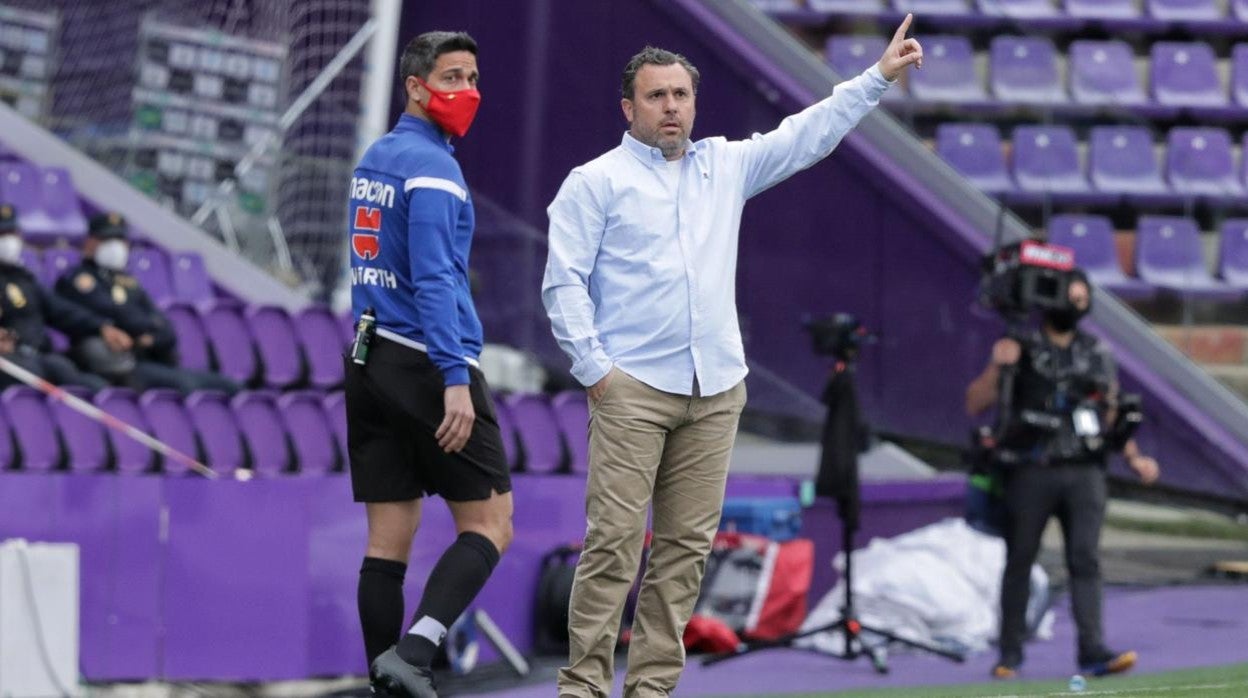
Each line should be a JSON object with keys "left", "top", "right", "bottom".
{"left": 370, "top": 647, "right": 438, "bottom": 698}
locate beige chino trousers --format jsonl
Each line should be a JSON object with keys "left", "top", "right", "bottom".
{"left": 557, "top": 367, "right": 747, "bottom": 698}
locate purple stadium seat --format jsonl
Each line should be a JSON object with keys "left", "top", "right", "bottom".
{"left": 504, "top": 393, "right": 564, "bottom": 474}
{"left": 295, "top": 306, "right": 345, "bottom": 389}
{"left": 162, "top": 301, "right": 211, "bottom": 372}
{"left": 202, "top": 302, "right": 257, "bottom": 385}
{"left": 551, "top": 391, "right": 590, "bottom": 474}
{"left": 493, "top": 397, "right": 520, "bottom": 471}
{"left": 1151, "top": 42, "right": 1225, "bottom": 107}
{"left": 170, "top": 251, "right": 214, "bottom": 304}
{"left": 94, "top": 388, "right": 156, "bottom": 474}
{"left": 323, "top": 391, "right": 348, "bottom": 466}
{"left": 809, "top": 0, "right": 885, "bottom": 11}
{"left": 39, "top": 167, "right": 87, "bottom": 239}
{"left": 909, "top": 36, "right": 987, "bottom": 103}
{"left": 1234, "top": 44, "right": 1248, "bottom": 108}
{"left": 935, "top": 123, "right": 1013, "bottom": 194}
{"left": 1166, "top": 127, "right": 1245, "bottom": 199}
{"left": 138, "top": 389, "right": 201, "bottom": 476}
{"left": 50, "top": 387, "right": 109, "bottom": 473}
{"left": 1047, "top": 215, "right": 1154, "bottom": 300}
{"left": 231, "top": 391, "right": 292, "bottom": 477}
{"left": 339, "top": 310, "right": 356, "bottom": 349}
{"left": 1136, "top": 216, "right": 1239, "bottom": 299}
{"left": 990, "top": 36, "right": 1064, "bottom": 104}
{"left": 1148, "top": 0, "right": 1222, "bottom": 20}
{"left": 1088, "top": 126, "right": 1169, "bottom": 198}
{"left": 1069, "top": 41, "right": 1146, "bottom": 106}
{"left": 47, "top": 328, "right": 69, "bottom": 353}
{"left": 824, "top": 36, "right": 904, "bottom": 100}
{"left": 44, "top": 247, "right": 81, "bottom": 286}
{"left": 245, "top": 305, "right": 305, "bottom": 388}
{"left": 185, "top": 391, "right": 243, "bottom": 476}
{"left": 128, "top": 246, "right": 174, "bottom": 305}
{"left": 19, "top": 247, "right": 40, "bottom": 281}
{"left": 278, "top": 392, "right": 340, "bottom": 476}
{"left": 0, "top": 403, "right": 13, "bottom": 469}
{"left": 893, "top": 0, "right": 969, "bottom": 14}
{"left": 978, "top": 0, "right": 1059, "bottom": 16}
{"left": 0, "top": 164, "right": 55, "bottom": 241}
{"left": 1218, "top": 219, "right": 1248, "bottom": 289}
{"left": 2, "top": 386, "right": 62, "bottom": 472}
{"left": 1011, "top": 125, "right": 1089, "bottom": 194}
{"left": 1064, "top": 0, "right": 1140, "bottom": 17}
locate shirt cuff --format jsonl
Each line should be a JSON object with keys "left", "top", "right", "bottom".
{"left": 571, "top": 349, "right": 613, "bottom": 387}
{"left": 442, "top": 365, "right": 471, "bottom": 387}
{"left": 866, "top": 63, "right": 894, "bottom": 90}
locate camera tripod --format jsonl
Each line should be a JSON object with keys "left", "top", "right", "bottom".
{"left": 703, "top": 356, "right": 965, "bottom": 673}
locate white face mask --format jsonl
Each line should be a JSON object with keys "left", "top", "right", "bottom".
{"left": 95, "top": 239, "right": 129, "bottom": 271}
{"left": 0, "top": 235, "right": 22, "bottom": 265}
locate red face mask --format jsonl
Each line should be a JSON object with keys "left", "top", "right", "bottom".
{"left": 415, "top": 77, "right": 481, "bottom": 138}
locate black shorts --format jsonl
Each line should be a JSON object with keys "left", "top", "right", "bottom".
{"left": 345, "top": 336, "right": 512, "bottom": 503}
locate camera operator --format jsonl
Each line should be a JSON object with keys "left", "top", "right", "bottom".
{"left": 965, "top": 270, "right": 1159, "bottom": 681}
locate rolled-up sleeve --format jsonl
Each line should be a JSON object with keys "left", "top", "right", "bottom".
{"left": 542, "top": 170, "right": 613, "bottom": 387}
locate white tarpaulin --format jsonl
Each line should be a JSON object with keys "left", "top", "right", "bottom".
{"left": 797, "top": 518, "right": 1053, "bottom": 656}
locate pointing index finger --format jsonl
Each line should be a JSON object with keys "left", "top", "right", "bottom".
{"left": 892, "top": 13, "right": 913, "bottom": 45}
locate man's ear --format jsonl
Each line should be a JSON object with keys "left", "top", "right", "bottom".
{"left": 406, "top": 75, "right": 424, "bottom": 106}
{"left": 621, "top": 98, "right": 634, "bottom": 124}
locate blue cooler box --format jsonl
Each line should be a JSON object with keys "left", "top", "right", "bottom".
{"left": 718, "top": 497, "right": 803, "bottom": 541}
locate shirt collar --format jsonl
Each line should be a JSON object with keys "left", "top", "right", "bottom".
{"left": 395, "top": 113, "right": 455, "bottom": 153}
{"left": 620, "top": 131, "right": 697, "bottom": 167}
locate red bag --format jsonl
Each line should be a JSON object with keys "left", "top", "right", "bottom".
{"left": 690, "top": 532, "right": 814, "bottom": 643}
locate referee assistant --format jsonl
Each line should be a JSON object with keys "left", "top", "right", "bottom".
{"left": 346, "top": 31, "right": 512, "bottom": 698}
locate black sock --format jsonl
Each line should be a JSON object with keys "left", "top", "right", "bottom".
{"left": 358, "top": 557, "right": 407, "bottom": 667}
{"left": 396, "top": 531, "right": 500, "bottom": 667}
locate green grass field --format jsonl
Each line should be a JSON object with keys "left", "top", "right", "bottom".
{"left": 723, "top": 662, "right": 1248, "bottom": 698}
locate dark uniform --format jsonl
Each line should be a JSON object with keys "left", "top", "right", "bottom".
{"left": 0, "top": 205, "right": 109, "bottom": 392}
{"left": 54, "top": 213, "right": 238, "bottom": 395}
{"left": 995, "top": 329, "right": 1117, "bottom": 671}
{"left": 345, "top": 114, "right": 510, "bottom": 503}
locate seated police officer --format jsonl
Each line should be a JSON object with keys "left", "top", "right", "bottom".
{"left": 0, "top": 204, "right": 131, "bottom": 392}
{"left": 966, "top": 270, "right": 1160, "bottom": 681}
{"left": 54, "top": 212, "right": 239, "bottom": 395}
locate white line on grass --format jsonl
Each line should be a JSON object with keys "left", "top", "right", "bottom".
{"left": 982, "top": 682, "right": 1239, "bottom": 698}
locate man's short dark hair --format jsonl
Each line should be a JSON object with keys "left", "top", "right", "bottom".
{"left": 398, "top": 31, "right": 477, "bottom": 86}
{"left": 621, "top": 46, "right": 700, "bottom": 100}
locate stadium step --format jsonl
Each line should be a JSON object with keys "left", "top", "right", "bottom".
{"left": 1202, "top": 365, "right": 1248, "bottom": 402}
{"left": 1154, "top": 325, "right": 1248, "bottom": 366}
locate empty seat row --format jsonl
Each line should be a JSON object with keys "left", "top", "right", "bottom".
{"left": 17, "top": 244, "right": 214, "bottom": 305}
{"left": 0, "top": 386, "right": 343, "bottom": 476}
{"left": 165, "top": 301, "right": 351, "bottom": 390}
{"left": 769, "top": 0, "right": 1248, "bottom": 23}
{"left": 0, "top": 386, "right": 592, "bottom": 478}
{"left": 0, "top": 163, "right": 87, "bottom": 242}
{"left": 938, "top": 124, "right": 1248, "bottom": 204}
{"left": 1049, "top": 214, "right": 1248, "bottom": 300}
{"left": 828, "top": 36, "right": 1248, "bottom": 112}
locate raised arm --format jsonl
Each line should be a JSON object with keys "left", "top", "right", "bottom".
{"left": 737, "top": 13, "right": 923, "bottom": 199}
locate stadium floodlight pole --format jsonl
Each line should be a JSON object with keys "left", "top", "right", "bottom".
{"left": 0, "top": 355, "right": 217, "bottom": 479}
{"left": 191, "top": 17, "right": 381, "bottom": 228}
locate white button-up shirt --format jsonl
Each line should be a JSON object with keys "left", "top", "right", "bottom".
{"left": 542, "top": 65, "right": 891, "bottom": 397}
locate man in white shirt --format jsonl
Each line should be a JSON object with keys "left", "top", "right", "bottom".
{"left": 543, "top": 16, "right": 923, "bottom": 698}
